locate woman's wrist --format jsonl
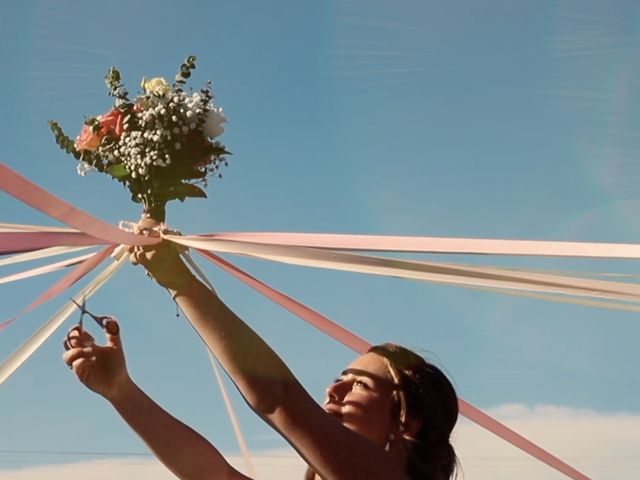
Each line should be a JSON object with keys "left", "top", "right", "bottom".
{"left": 106, "top": 374, "right": 138, "bottom": 406}
{"left": 168, "top": 272, "right": 201, "bottom": 299}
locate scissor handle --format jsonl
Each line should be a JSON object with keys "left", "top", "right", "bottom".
{"left": 92, "top": 315, "right": 120, "bottom": 335}
{"left": 95, "top": 316, "right": 119, "bottom": 336}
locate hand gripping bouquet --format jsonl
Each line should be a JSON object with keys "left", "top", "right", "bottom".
{"left": 49, "top": 55, "right": 229, "bottom": 223}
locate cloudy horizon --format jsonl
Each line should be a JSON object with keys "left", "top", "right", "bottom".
{"left": 1, "top": 403, "right": 637, "bottom": 479}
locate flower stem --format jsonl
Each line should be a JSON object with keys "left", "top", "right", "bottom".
{"left": 142, "top": 203, "right": 166, "bottom": 223}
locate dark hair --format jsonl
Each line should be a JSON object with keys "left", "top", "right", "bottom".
{"left": 368, "top": 343, "right": 459, "bottom": 480}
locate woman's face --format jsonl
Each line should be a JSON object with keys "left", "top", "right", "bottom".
{"left": 324, "top": 352, "right": 397, "bottom": 445}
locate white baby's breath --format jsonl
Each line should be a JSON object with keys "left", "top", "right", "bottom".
{"left": 76, "top": 162, "right": 95, "bottom": 176}
{"left": 52, "top": 56, "right": 229, "bottom": 221}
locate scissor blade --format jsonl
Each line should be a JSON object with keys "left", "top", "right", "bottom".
{"left": 70, "top": 298, "right": 85, "bottom": 311}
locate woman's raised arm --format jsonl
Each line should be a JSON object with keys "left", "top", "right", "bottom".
{"left": 131, "top": 236, "right": 409, "bottom": 480}
{"left": 63, "top": 321, "right": 251, "bottom": 480}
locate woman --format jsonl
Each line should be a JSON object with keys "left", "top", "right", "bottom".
{"left": 63, "top": 235, "right": 459, "bottom": 480}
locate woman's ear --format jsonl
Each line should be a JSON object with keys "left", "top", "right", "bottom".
{"left": 400, "top": 415, "right": 423, "bottom": 440}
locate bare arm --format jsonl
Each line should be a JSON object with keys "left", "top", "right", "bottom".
{"left": 134, "top": 239, "right": 408, "bottom": 480}
{"left": 63, "top": 322, "right": 250, "bottom": 480}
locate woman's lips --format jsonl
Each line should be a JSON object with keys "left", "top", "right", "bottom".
{"left": 324, "top": 406, "right": 343, "bottom": 419}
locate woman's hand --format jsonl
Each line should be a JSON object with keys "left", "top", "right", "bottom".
{"left": 63, "top": 319, "right": 132, "bottom": 401}
{"left": 128, "top": 218, "right": 196, "bottom": 291}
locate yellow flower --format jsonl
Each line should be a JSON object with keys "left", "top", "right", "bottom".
{"left": 141, "top": 77, "right": 170, "bottom": 96}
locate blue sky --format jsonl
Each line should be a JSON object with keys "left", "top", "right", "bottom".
{"left": 1, "top": 1, "right": 639, "bottom": 478}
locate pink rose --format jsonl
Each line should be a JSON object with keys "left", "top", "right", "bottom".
{"left": 74, "top": 124, "right": 102, "bottom": 151}
{"left": 74, "top": 109, "right": 126, "bottom": 151}
{"left": 100, "top": 109, "right": 126, "bottom": 138}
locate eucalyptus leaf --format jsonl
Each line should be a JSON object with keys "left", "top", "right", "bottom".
{"left": 49, "top": 55, "right": 228, "bottom": 216}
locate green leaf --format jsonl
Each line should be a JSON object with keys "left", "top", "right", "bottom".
{"left": 49, "top": 120, "right": 77, "bottom": 155}
{"left": 153, "top": 183, "right": 207, "bottom": 203}
{"left": 213, "top": 146, "right": 232, "bottom": 156}
{"left": 178, "top": 183, "right": 206, "bottom": 198}
{"left": 106, "top": 67, "right": 121, "bottom": 84}
{"left": 107, "top": 163, "right": 130, "bottom": 179}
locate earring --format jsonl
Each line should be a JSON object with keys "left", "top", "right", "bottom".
{"left": 384, "top": 433, "right": 396, "bottom": 452}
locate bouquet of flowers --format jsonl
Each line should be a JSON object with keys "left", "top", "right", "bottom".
{"left": 49, "top": 55, "right": 229, "bottom": 222}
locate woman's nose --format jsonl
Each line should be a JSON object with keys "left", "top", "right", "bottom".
{"left": 326, "top": 379, "right": 349, "bottom": 401}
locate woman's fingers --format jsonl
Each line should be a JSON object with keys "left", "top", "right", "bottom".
{"left": 129, "top": 245, "right": 157, "bottom": 267}
{"left": 127, "top": 245, "right": 138, "bottom": 264}
{"left": 63, "top": 346, "right": 94, "bottom": 370}
{"left": 127, "top": 224, "right": 193, "bottom": 289}
{"left": 65, "top": 326, "right": 95, "bottom": 350}
{"left": 129, "top": 246, "right": 144, "bottom": 266}
{"left": 64, "top": 319, "right": 121, "bottom": 349}
{"left": 103, "top": 318, "right": 122, "bottom": 347}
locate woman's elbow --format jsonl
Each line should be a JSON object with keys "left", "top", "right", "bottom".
{"left": 242, "top": 376, "right": 294, "bottom": 416}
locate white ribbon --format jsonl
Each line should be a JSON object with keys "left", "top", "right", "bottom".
{"left": 0, "top": 247, "right": 127, "bottom": 385}
{"left": 0, "top": 246, "right": 93, "bottom": 268}
{"left": 166, "top": 235, "right": 640, "bottom": 306}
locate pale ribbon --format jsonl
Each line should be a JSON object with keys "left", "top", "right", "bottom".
{"left": 196, "top": 249, "right": 590, "bottom": 480}
{"left": 0, "top": 252, "right": 95, "bottom": 286}
{"left": 0, "top": 247, "right": 127, "bottom": 384}
{"left": 0, "top": 246, "right": 93, "bottom": 267}
{"left": 0, "top": 161, "right": 594, "bottom": 479}
{"left": 0, "top": 246, "right": 116, "bottom": 331}
{"left": 183, "top": 250, "right": 255, "bottom": 476}
{"left": 197, "top": 231, "right": 640, "bottom": 259}
{"left": 168, "top": 235, "right": 640, "bottom": 305}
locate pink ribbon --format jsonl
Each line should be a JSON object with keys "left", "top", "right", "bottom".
{"left": 198, "top": 250, "right": 590, "bottom": 480}
{"left": 197, "top": 249, "right": 371, "bottom": 353}
{"left": 0, "top": 252, "right": 94, "bottom": 285}
{"left": 0, "top": 163, "right": 591, "bottom": 479}
{"left": 458, "top": 399, "right": 589, "bottom": 480}
{"left": 0, "top": 231, "right": 105, "bottom": 254}
{"left": 0, "top": 163, "right": 159, "bottom": 247}
{"left": 0, "top": 246, "right": 115, "bottom": 331}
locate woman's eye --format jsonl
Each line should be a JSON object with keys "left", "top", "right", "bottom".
{"left": 353, "top": 379, "right": 369, "bottom": 390}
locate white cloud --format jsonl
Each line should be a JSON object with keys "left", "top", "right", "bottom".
{"left": 453, "top": 404, "right": 640, "bottom": 480}
{"left": 1, "top": 405, "right": 638, "bottom": 480}
{"left": 0, "top": 452, "right": 306, "bottom": 480}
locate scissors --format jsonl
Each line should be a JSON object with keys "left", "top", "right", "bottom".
{"left": 69, "top": 298, "right": 119, "bottom": 336}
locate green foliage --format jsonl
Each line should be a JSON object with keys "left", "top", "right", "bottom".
{"left": 49, "top": 120, "right": 79, "bottom": 157}
{"left": 49, "top": 55, "right": 229, "bottom": 223}
{"left": 105, "top": 67, "right": 129, "bottom": 102}
{"left": 155, "top": 183, "right": 207, "bottom": 203}
{"left": 174, "top": 55, "right": 198, "bottom": 87}
{"left": 106, "top": 163, "right": 130, "bottom": 179}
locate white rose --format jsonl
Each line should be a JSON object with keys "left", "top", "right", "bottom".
{"left": 141, "top": 77, "right": 170, "bottom": 96}
{"left": 203, "top": 108, "right": 226, "bottom": 138}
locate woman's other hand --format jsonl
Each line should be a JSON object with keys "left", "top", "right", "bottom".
{"left": 63, "top": 319, "right": 132, "bottom": 401}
